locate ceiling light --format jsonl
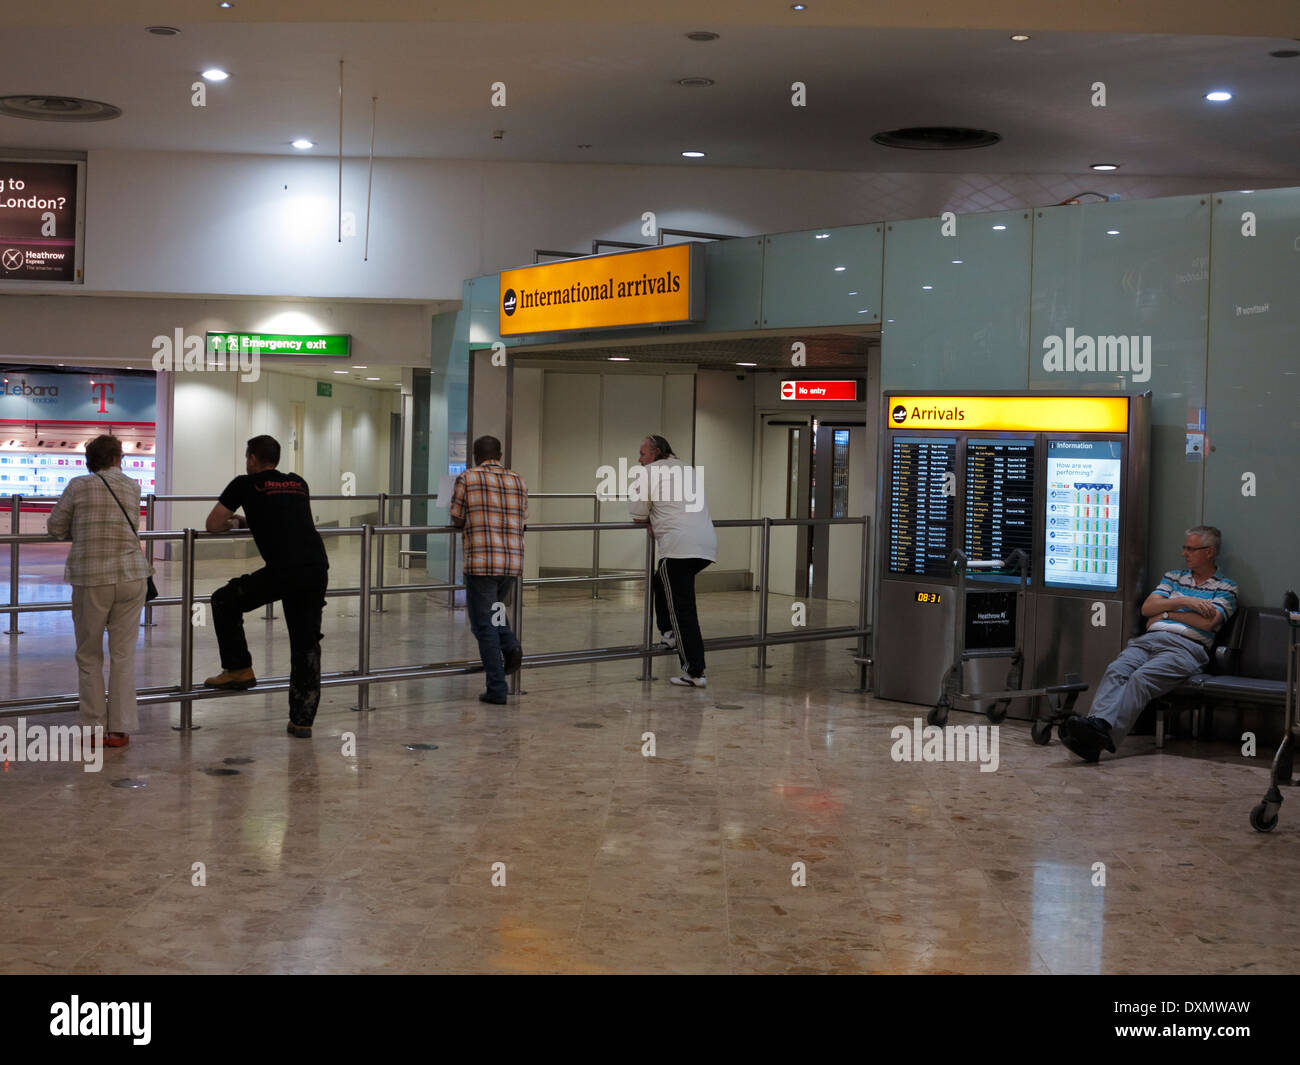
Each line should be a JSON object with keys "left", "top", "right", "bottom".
{"left": 815, "top": 233, "right": 829, "bottom": 239}
{"left": 848, "top": 291, "right": 858, "bottom": 295}
{"left": 791, "top": 3, "right": 807, "bottom": 9}
{"left": 292, "top": 139, "right": 314, "bottom": 150}
{"left": 677, "top": 77, "right": 715, "bottom": 88}
{"left": 1090, "top": 163, "right": 1119, "bottom": 171}
{"left": 1270, "top": 49, "right": 1299, "bottom": 58}
{"left": 201, "top": 69, "right": 229, "bottom": 82}
{"left": 365, "top": 377, "right": 381, "bottom": 381}
{"left": 921, "top": 284, "right": 933, "bottom": 290}
{"left": 351, "top": 364, "right": 367, "bottom": 368}
{"left": 145, "top": 25, "right": 182, "bottom": 35}
{"left": 219, "top": 2, "right": 234, "bottom": 7}
{"left": 736, "top": 362, "right": 757, "bottom": 367}
{"left": 951, "top": 259, "right": 963, "bottom": 264}
{"left": 608, "top": 357, "right": 630, "bottom": 362}
{"left": 1205, "top": 90, "right": 1233, "bottom": 102}
{"left": 686, "top": 31, "right": 719, "bottom": 42}
{"left": 992, "top": 224, "right": 1007, "bottom": 231}
{"left": 1106, "top": 229, "right": 1120, "bottom": 236}
{"left": 833, "top": 265, "right": 846, "bottom": 272}
{"left": 332, "top": 370, "right": 348, "bottom": 374}
{"left": 681, "top": 150, "right": 706, "bottom": 158}
{"left": 1010, "top": 34, "right": 1031, "bottom": 41}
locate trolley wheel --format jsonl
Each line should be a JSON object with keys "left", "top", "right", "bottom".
{"left": 1031, "top": 719, "right": 1053, "bottom": 746}
{"left": 987, "top": 700, "right": 1009, "bottom": 724}
{"left": 928, "top": 704, "right": 949, "bottom": 727}
{"left": 1250, "top": 803, "right": 1278, "bottom": 833}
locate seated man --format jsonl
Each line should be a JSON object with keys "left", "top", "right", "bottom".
{"left": 1059, "top": 525, "right": 1237, "bottom": 762}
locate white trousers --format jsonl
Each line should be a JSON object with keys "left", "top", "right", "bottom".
{"left": 71, "top": 579, "right": 147, "bottom": 732}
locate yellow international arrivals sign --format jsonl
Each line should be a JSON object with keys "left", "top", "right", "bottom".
{"left": 888, "top": 395, "right": 1130, "bottom": 433}
{"left": 499, "top": 244, "right": 702, "bottom": 336}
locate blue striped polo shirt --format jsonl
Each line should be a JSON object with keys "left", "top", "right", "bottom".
{"left": 1148, "top": 568, "right": 1238, "bottom": 649}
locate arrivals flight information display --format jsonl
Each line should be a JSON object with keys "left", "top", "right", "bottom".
{"left": 964, "top": 439, "right": 1034, "bottom": 571}
{"left": 1043, "top": 439, "right": 1122, "bottom": 590}
{"left": 888, "top": 436, "right": 956, "bottom": 577}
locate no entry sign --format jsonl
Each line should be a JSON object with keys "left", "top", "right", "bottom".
{"left": 780, "top": 380, "right": 859, "bottom": 401}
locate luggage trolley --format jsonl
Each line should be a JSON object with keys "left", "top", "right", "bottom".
{"left": 1248, "top": 602, "right": 1300, "bottom": 833}
{"left": 928, "top": 548, "right": 1089, "bottom": 734}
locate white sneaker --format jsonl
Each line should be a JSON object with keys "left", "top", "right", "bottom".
{"left": 658, "top": 631, "right": 677, "bottom": 650}
{"left": 669, "top": 673, "right": 706, "bottom": 688}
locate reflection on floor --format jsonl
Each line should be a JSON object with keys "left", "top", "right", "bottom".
{"left": 3, "top": 544, "right": 1298, "bottom": 974}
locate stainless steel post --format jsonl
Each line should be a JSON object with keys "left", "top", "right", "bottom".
{"left": 756, "top": 516, "right": 771, "bottom": 670}
{"left": 857, "top": 516, "right": 871, "bottom": 690}
{"left": 638, "top": 527, "right": 655, "bottom": 682}
{"left": 143, "top": 494, "right": 156, "bottom": 626}
{"left": 591, "top": 495, "right": 600, "bottom": 600}
{"left": 173, "top": 528, "right": 199, "bottom": 731}
{"left": 352, "top": 523, "right": 372, "bottom": 711}
{"left": 509, "top": 574, "right": 523, "bottom": 695}
{"left": 447, "top": 532, "right": 457, "bottom": 611}
{"left": 5, "top": 495, "right": 22, "bottom": 636}
{"left": 373, "top": 491, "right": 387, "bottom": 613}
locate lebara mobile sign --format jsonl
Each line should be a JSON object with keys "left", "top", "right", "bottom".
{"left": 0, "top": 372, "right": 156, "bottom": 422}
{"left": 498, "top": 244, "right": 703, "bottom": 337}
{"left": 888, "top": 395, "right": 1129, "bottom": 433}
{"left": 0, "top": 160, "right": 82, "bottom": 283}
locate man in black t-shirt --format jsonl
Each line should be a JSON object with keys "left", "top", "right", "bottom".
{"left": 203, "top": 435, "right": 329, "bottom": 738}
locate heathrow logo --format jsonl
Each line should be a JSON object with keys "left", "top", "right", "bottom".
{"left": 2, "top": 248, "right": 23, "bottom": 271}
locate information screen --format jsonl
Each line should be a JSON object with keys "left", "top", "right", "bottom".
{"left": 1044, "top": 439, "right": 1122, "bottom": 590}
{"left": 964, "top": 439, "right": 1034, "bottom": 573}
{"left": 888, "top": 436, "right": 956, "bottom": 578}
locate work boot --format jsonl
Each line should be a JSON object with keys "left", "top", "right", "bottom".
{"left": 1059, "top": 715, "right": 1115, "bottom": 763}
{"left": 204, "top": 667, "right": 257, "bottom": 690}
{"left": 286, "top": 722, "right": 312, "bottom": 738}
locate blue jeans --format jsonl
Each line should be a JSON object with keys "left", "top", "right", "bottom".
{"left": 465, "top": 574, "right": 521, "bottom": 700}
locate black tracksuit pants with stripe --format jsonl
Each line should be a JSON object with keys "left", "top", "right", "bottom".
{"left": 653, "top": 557, "right": 712, "bottom": 678}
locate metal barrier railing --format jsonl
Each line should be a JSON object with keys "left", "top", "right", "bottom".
{"left": 0, "top": 512, "right": 871, "bottom": 727}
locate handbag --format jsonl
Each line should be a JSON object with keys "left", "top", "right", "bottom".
{"left": 96, "top": 472, "right": 159, "bottom": 601}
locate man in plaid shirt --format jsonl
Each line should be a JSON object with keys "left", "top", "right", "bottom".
{"left": 449, "top": 435, "right": 527, "bottom": 705}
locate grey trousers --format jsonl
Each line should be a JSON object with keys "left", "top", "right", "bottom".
{"left": 1089, "top": 631, "right": 1209, "bottom": 746}
{"left": 71, "top": 579, "right": 148, "bottom": 733}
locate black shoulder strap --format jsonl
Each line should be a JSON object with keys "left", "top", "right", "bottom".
{"left": 95, "top": 472, "right": 141, "bottom": 541}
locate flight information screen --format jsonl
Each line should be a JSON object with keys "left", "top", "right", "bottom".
{"left": 964, "top": 439, "right": 1034, "bottom": 573}
{"left": 1044, "top": 439, "right": 1122, "bottom": 590}
{"left": 888, "top": 436, "right": 956, "bottom": 578}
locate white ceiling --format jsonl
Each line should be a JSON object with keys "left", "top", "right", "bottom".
{"left": 0, "top": 22, "right": 1297, "bottom": 178}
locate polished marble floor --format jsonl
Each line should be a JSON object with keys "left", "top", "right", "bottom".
{"left": 3, "top": 543, "right": 1298, "bottom": 974}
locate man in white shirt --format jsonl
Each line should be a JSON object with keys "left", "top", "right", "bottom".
{"left": 628, "top": 434, "right": 717, "bottom": 688}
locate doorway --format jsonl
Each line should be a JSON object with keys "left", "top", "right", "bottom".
{"left": 758, "top": 415, "right": 811, "bottom": 597}
{"left": 809, "top": 421, "right": 867, "bottom": 599}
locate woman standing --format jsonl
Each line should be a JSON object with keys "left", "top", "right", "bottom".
{"left": 628, "top": 434, "right": 717, "bottom": 688}
{"left": 47, "top": 435, "right": 153, "bottom": 747}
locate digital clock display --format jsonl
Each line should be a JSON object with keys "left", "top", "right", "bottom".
{"left": 915, "top": 591, "right": 942, "bottom": 605}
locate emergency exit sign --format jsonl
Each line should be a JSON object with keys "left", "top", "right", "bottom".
{"left": 780, "top": 380, "right": 859, "bottom": 401}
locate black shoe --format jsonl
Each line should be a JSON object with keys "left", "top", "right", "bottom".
{"left": 479, "top": 693, "right": 508, "bottom": 705}
{"left": 1058, "top": 715, "right": 1114, "bottom": 763}
{"left": 503, "top": 646, "right": 522, "bottom": 674}
{"left": 286, "top": 722, "right": 313, "bottom": 738}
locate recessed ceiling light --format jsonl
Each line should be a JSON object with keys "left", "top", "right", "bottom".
{"left": 292, "top": 139, "right": 314, "bottom": 150}
{"left": 951, "top": 259, "right": 963, "bottom": 264}
{"left": 681, "top": 150, "right": 706, "bottom": 158}
{"left": 992, "top": 224, "right": 1007, "bottom": 230}
{"left": 791, "top": 3, "right": 808, "bottom": 10}
{"left": 736, "top": 362, "right": 757, "bottom": 367}
{"left": 219, "top": 2, "right": 234, "bottom": 7}
{"left": 145, "top": 25, "right": 182, "bottom": 35}
{"left": 921, "top": 284, "right": 933, "bottom": 290}
{"left": 1204, "top": 90, "right": 1233, "bottom": 102}
{"left": 1270, "top": 49, "right": 1299, "bottom": 58}
{"left": 351, "top": 364, "right": 367, "bottom": 368}
{"left": 686, "top": 31, "right": 719, "bottom": 42}
{"left": 365, "top": 377, "right": 381, "bottom": 381}
{"left": 677, "top": 77, "right": 715, "bottom": 88}
{"left": 833, "top": 265, "right": 846, "bottom": 272}
{"left": 1106, "top": 229, "right": 1120, "bottom": 236}
{"left": 815, "top": 233, "right": 829, "bottom": 239}
{"left": 608, "top": 357, "right": 630, "bottom": 362}
{"left": 332, "top": 370, "right": 348, "bottom": 374}
{"left": 848, "top": 291, "right": 858, "bottom": 295}
{"left": 1090, "top": 163, "right": 1119, "bottom": 171}
{"left": 201, "top": 69, "right": 229, "bottom": 82}
{"left": 1010, "top": 34, "right": 1031, "bottom": 41}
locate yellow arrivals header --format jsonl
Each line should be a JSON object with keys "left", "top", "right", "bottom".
{"left": 888, "top": 395, "right": 1130, "bottom": 433}
{"left": 499, "top": 244, "right": 699, "bottom": 336}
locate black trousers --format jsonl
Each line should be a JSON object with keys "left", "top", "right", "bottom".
{"left": 653, "top": 557, "right": 712, "bottom": 678}
{"left": 212, "top": 565, "right": 328, "bottom": 726}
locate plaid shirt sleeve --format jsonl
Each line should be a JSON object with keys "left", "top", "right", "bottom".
{"left": 448, "top": 473, "right": 468, "bottom": 523}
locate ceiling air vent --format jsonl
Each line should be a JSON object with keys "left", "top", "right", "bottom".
{"left": 0, "top": 95, "right": 122, "bottom": 122}
{"left": 871, "top": 126, "right": 1001, "bottom": 150}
